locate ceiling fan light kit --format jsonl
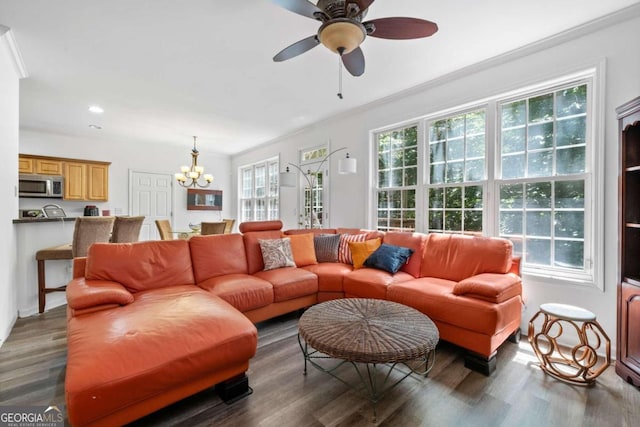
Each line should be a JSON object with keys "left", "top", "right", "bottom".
{"left": 318, "top": 19, "right": 365, "bottom": 54}
{"left": 272, "top": 0, "right": 438, "bottom": 88}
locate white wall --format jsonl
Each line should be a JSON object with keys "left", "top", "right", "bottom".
{"left": 0, "top": 28, "right": 23, "bottom": 345}
{"left": 232, "top": 11, "right": 640, "bottom": 351}
{"left": 19, "top": 130, "right": 232, "bottom": 231}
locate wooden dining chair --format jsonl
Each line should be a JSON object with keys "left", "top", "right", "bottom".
{"left": 72, "top": 216, "right": 116, "bottom": 257}
{"left": 155, "top": 219, "right": 174, "bottom": 240}
{"left": 111, "top": 216, "right": 145, "bottom": 243}
{"left": 201, "top": 221, "right": 227, "bottom": 235}
{"left": 222, "top": 218, "right": 235, "bottom": 234}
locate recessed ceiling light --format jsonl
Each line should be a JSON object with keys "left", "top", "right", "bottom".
{"left": 88, "top": 105, "right": 104, "bottom": 114}
{"left": 88, "top": 124, "right": 102, "bottom": 130}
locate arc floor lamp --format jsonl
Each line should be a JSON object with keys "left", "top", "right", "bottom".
{"left": 280, "top": 147, "right": 357, "bottom": 228}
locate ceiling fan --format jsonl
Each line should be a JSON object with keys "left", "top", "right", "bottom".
{"left": 272, "top": 0, "right": 438, "bottom": 77}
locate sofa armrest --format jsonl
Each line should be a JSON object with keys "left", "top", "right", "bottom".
{"left": 453, "top": 273, "right": 522, "bottom": 304}
{"left": 66, "top": 278, "right": 134, "bottom": 311}
{"left": 509, "top": 256, "right": 522, "bottom": 276}
{"left": 73, "top": 257, "right": 87, "bottom": 279}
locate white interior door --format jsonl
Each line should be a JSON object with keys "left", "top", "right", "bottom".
{"left": 130, "top": 171, "right": 173, "bottom": 240}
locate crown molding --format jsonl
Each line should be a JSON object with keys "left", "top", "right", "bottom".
{"left": 0, "top": 26, "right": 28, "bottom": 79}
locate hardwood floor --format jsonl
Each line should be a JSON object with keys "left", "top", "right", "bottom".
{"left": 1, "top": 306, "right": 639, "bottom": 426}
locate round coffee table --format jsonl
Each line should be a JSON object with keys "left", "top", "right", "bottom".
{"left": 298, "top": 298, "right": 439, "bottom": 420}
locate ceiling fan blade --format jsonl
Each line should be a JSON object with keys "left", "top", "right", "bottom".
{"left": 272, "top": 0, "right": 327, "bottom": 21}
{"left": 364, "top": 17, "right": 438, "bottom": 40}
{"left": 273, "top": 35, "right": 320, "bottom": 62}
{"left": 342, "top": 47, "right": 365, "bottom": 77}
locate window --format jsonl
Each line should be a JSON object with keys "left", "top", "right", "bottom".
{"left": 498, "top": 84, "right": 588, "bottom": 273}
{"left": 376, "top": 126, "right": 418, "bottom": 231}
{"left": 239, "top": 157, "right": 279, "bottom": 222}
{"left": 299, "top": 146, "right": 328, "bottom": 228}
{"left": 427, "top": 110, "right": 486, "bottom": 234}
{"left": 373, "top": 73, "right": 600, "bottom": 285}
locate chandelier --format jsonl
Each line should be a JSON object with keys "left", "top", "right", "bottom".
{"left": 174, "top": 136, "right": 214, "bottom": 188}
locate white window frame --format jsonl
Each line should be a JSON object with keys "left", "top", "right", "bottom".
{"left": 370, "top": 65, "right": 604, "bottom": 289}
{"left": 373, "top": 123, "right": 421, "bottom": 232}
{"left": 298, "top": 144, "right": 329, "bottom": 228}
{"left": 238, "top": 156, "right": 280, "bottom": 223}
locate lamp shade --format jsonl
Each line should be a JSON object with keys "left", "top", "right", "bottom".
{"left": 338, "top": 154, "right": 357, "bottom": 174}
{"left": 280, "top": 170, "right": 297, "bottom": 187}
{"left": 319, "top": 21, "right": 366, "bottom": 55}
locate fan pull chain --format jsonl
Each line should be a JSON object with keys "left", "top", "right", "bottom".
{"left": 337, "top": 56, "right": 343, "bottom": 99}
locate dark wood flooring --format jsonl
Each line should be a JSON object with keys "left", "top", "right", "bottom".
{"left": 1, "top": 306, "right": 639, "bottom": 426}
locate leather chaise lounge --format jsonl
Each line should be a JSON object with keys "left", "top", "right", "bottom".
{"left": 64, "top": 220, "right": 522, "bottom": 426}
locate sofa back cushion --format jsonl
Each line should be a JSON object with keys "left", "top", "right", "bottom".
{"left": 284, "top": 228, "right": 337, "bottom": 235}
{"left": 85, "top": 240, "right": 195, "bottom": 292}
{"left": 382, "top": 232, "right": 428, "bottom": 278}
{"left": 421, "top": 233, "right": 513, "bottom": 282}
{"left": 239, "top": 220, "right": 283, "bottom": 233}
{"left": 243, "top": 230, "right": 284, "bottom": 274}
{"left": 336, "top": 228, "right": 384, "bottom": 240}
{"left": 189, "top": 234, "right": 249, "bottom": 283}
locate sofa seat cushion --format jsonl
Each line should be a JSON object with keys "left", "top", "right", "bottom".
{"left": 343, "top": 268, "right": 414, "bottom": 299}
{"left": 65, "top": 285, "right": 257, "bottom": 427}
{"left": 453, "top": 273, "right": 522, "bottom": 304}
{"left": 303, "top": 262, "right": 353, "bottom": 292}
{"left": 254, "top": 267, "right": 318, "bottom": 302}
{"left": 198, "top": 274, "right": 274, "bottom": 312}
{"left": 387, "top": 278, "right": 521, "bottom": 336}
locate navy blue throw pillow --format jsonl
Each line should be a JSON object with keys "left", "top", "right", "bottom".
{"left": 364, "top": 243, "right": 414, "bottom": 274}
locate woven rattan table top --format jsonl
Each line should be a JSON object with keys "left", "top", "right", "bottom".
{"left": 298, "top": 298, "right": 439, "bottom": 364}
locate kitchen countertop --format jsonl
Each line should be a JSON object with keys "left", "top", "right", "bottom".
{"left": 13, "top": 217, "right": 77, "bottom": 224}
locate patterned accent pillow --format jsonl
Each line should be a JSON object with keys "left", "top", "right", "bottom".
{"left": 258, "top": 238, "right": 296, "bottom": 271}
{"left": 314, "top": 234, "right": 341, "bottom": 263}
{"left": 338, "top": 233, "right": 367, "bottom": 264}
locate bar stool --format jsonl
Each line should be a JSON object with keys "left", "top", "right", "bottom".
{"left": 36, "top": 244, "right": 73, "bottom": 313}
{"left": 35, "top": 217, "right": 115, "bottom": 313}
{"left": 528, "top": 303, "right": 611, "bottom": 385}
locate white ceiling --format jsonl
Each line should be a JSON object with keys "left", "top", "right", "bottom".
{"left": 1, "top": 0, "right": 637, "bottom": 155}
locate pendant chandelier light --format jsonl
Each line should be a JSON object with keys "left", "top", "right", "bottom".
{"left": 174, "top": 136, "right": 214, "bottom": 188}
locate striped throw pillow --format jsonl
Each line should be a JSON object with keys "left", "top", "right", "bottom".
{"left": 338, "top": 233, "right": 367, "bottom": 264}
{"left": 314, "top": 234, "right": 340, "bottom": 263}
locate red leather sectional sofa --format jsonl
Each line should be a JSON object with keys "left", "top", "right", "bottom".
{"left": 64, "top": 220, "right": 522, "bottom": 426}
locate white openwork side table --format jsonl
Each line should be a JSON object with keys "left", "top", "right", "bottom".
{"left": 528, "top": 303, "right": 611, "bottom": 386}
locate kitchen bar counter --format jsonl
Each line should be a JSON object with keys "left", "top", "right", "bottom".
{"left": 14, "top": 219, "right": 75, "bottom": 316}
{"left": 13, "top": 217, "right": 77, "bottom": 224}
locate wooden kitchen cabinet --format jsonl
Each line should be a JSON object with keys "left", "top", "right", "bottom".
{"left": 616, "top": 96, "right": 640, "bottom": 387}
{"left": 18, "top": 157, "right": 34, "bottom": 174}
{"left": 35, "top": 159, "right": 62, "bottom": 175}
{"left": 19, "top": 153, "right": 110, "bottom": 201}
{"left": 63, "top": 162, "right": 87, "bottom": 200}
{"left": 86, "top": 163, "right": 109, "bottom": 201}
{"left": 63, "top": 161, "right": 109, "bottom": 201}
{"left": 18, "top": 155, "right": 63, "bottom": 175}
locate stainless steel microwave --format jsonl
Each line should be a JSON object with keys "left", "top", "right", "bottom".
{"left": 18, "top": 174, "right": 64, "bottom": 198}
